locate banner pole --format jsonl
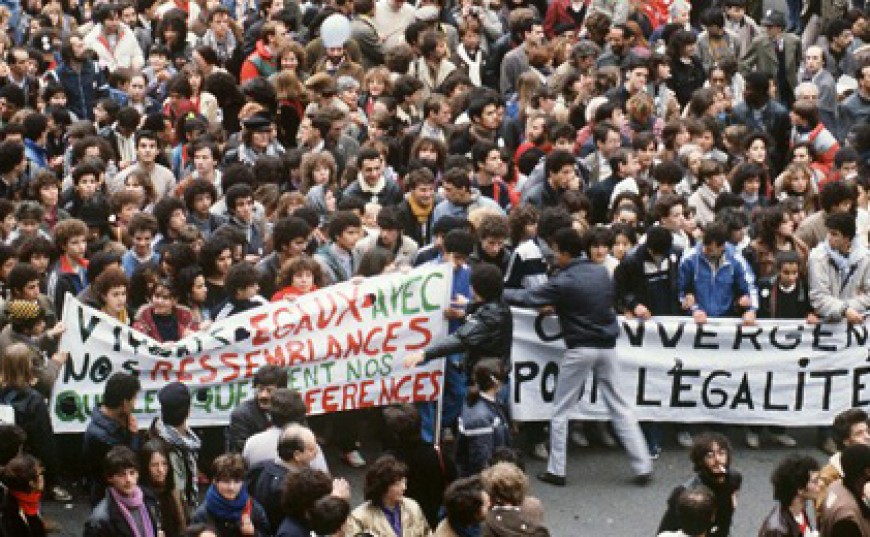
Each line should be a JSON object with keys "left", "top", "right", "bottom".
{"left": 434, "top": 362, "right": 444, "bottom": 447}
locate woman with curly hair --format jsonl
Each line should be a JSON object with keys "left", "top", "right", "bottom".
{"left": 773, "top": 160, "right": 819, "bottom": 214}
{"left": 744, "top": 205, "right": 809, "bottom": 280}
{"left": 347, "top": 455, "right": 431, "bottom": 537}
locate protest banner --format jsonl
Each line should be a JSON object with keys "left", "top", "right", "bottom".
{"left": 50, "top": 264, "right": 453, "bottom": 433}
{"left": 511, "top": 308, "right": 870, "bottom": 425}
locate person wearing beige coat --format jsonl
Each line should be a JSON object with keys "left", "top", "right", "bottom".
{"left": 346, "top": 455, "right": 432, "bottom": 537}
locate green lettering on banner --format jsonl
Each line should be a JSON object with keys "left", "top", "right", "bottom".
{"left": 50, "top": 264, "right": 453, "bottom": 432}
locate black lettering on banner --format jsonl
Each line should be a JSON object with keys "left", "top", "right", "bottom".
{"left": 730, "top": 373, "right": 754, "bottom": 409}
{"left": 513, "top": 361, "right": 538, "bottom": 404}
{"left": 810, "top": 369, "right": 849, "bottom": 410}
{"left": 622, "top": 321, "right": 644, "bottom": 346}
{"left": 770, "top": 326, "right": 802, "bottom": 350}
{"left": 694, "top": 324, "right": 719, "bottom": 350}
{"left": 636, "top": 368, "right": 661, "bottom": 406}
{"left": 658, "top": 322, "right": 685, "bottom": 348}
{"left": 121, "top": 360, "right": 139, "bottom": 377}
{"left": 534, "top": 314, "right": 562, "bottom": 342}
{"left": 63, "top": 352, "right": 112, "bottom": 383}
{"left": 733, "top": 325, "right": 762, "bottom": 351}
{"left": 853, "top": 366, "right": 870, "bottom": 407}
{"left": 813, "top": 324, "right": 837, "bottom": 352}
{"left": 795, "top": 358, "right": 809, "bottom": 410}
{"left": 668, "top": 362, "right": 699, "bottom": 407}
{"left": 112, "top": 325, "right": 122, "bottom": 352}
{"left": 848, "top": 324, "right": 869, "bottom": 348}
{"left": 541, "top": 362, "right": 559, "bottom": 403}
{"left": 701, "top": 370, "right": 730, "bottom": 408}
{"left": 763, "top": 372, "right": 787, "bottom": 411}
{"left": 77, "top": 305, "right": 101, "bottom": 344}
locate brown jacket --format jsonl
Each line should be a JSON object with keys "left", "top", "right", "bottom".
{"left": 820, "top": 480, "right": 870, "bottom": 537}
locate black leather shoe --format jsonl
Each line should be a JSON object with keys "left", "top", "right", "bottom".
{"left": 537, "top": 471, "right": 566, "bottom": 486}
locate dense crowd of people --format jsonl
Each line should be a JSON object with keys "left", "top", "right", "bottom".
{"left": 0, "top": 0, "right": 867, "bottom": 533}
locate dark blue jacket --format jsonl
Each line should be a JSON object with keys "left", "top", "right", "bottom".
{"left": 49, "top": 60, "right": 103, "bottom": 121}
{"left": 456, "top": 396, "right": 511, "bottom": 477}
{"left": 504, "top": 257, "right": 619, "bottom": 349}
{"left": 82, "top": 408, "right": 138, "bottom": 505}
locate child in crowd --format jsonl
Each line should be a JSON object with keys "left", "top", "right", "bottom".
{"left": 272, "top": 255, "right": 321, "bottom": 302}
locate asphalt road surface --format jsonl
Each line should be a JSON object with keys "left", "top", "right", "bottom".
{"left": 44, "top": 426, "right": 827, "bottom": 536}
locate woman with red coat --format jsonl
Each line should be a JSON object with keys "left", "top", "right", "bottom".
{"left": 132, "top": 278, "right": 199, "bottom": 342}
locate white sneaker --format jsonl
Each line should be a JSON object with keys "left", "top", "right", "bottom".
{"left": 676, "top": 431, "right": 693, "bottom": 448}
{"left": 597, "top": 423, "right": 617, "bottom": 448}
{"left": 745, "top": 431, "right": 761, "bottom": 449}
{"left": 343, "top": 450, "right": 366, "bottom": 468}
{"left": 570, "top": 429, "right": 590, "bottom": 447}
{"left": 772, "top": 433, "right": 797, "bottom": 447}
{"left": 532, "top": 442, "right": 549, "bottom": 460}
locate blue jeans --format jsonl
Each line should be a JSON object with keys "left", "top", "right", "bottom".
{"left": 419, "top": 355, "right": 466, "bottom": 443}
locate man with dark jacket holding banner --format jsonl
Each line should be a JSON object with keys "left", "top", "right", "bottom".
{"left": 501, "top": 227, "right": 652, "bottom": 487}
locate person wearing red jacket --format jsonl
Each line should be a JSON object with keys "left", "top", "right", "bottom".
{"left": 239, "top": 21, "right": 285, "bottom": 83}
{"left": 543, "top": 0, "right": 590, "bottom": 39}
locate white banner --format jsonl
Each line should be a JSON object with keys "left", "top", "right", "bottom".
{"left": 50, "top": 265, "right": 452, "bottom": 433}
{"left": 511, "top": 309, "right": 870, "bottom": 425}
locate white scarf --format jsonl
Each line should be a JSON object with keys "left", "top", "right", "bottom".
{"left": 456, "top": 44, "right": 482, "bottom": 87}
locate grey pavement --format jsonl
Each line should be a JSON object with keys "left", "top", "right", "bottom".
{"left": 44, "top": 426, "right": 825, "bottom": 536}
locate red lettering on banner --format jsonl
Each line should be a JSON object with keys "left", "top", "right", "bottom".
{"left": 406, "top": 317, "right": 432, "bottom": 350}
{"left": 394, "top": 374, "right": 411, "bottom": 402}
{"left": 297, "top": 311, "right": 312, "bottom": 333}
{"left": 345, "top": 331, "right": 361, "bottom": 356}
{"left": 304, "top": 387, "right": 320, "bottom": 413}
{"left": 326, "top": 335, "right": 342, "bottom": 360}
{"left": 315, "top": 295, "right": 337, "bottom": 329}
{"left": 342, "top": 382, "right": 358, "bottom": 409}
{"left": 358, "top": 380, "right": 374, "bottom": 408}
{"left": 249, "top": 313, "right": 271, "bottom": 346}
{"left": 430, "top": 370, "right": 442, "bottom": 398}
{"left": 363, "top": 327, "right": 383, "bottom": 356}
{"left": 413, "top": 372, "right": 431, "bottom": 400}
{"left": 177, "top": 357, "right": 194, "bottom": 382}
{"left": 244, "top": 350, "right": 260, "bottom": 378}
{"left": 199, "top": 355, "right": 217, "bottom": 383}
{"left": 221, "top": 353, "right": 240, "bottom": 382}
{"left": 383, "top": 321, "right": 402, "bottom": 352}
{"left": 322, "top": 385, "right": 339, "bottom": 412}
{"left": 273, "top": 307, "right": 291, "bottom": 338}
{"left": 264, "top": 345, "right": 285, "bottom": 367}
{"left": 336, "top": 287, "right": 363, "bottom": 324}
{"left": 151, "top": 361, "right": 172, "bottom": 382}
{"left": 287, "top": 340, "right": 309, "bottom": 365}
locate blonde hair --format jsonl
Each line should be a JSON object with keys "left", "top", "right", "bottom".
{"left": 0, "top": 343, "right": 35, "bottom": 390}
{"left": 481, "top": 462, "right": 529, "bottom": 506}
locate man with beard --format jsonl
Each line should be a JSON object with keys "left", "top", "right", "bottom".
{"left": 312, "top": 26, "right": 365, "bottom": 83}
{"left": 226, "top": 365, "right": 289, "bottom": 453}
{"left": 240, "top": 21, "right": 285, "bottom": 83}
{"left": 658, "top": 432, "right": 742, "bottom": 537}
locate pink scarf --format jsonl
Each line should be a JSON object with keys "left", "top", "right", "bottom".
{"left": 109, "top": 486, "right": 156, "bottom": 537}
